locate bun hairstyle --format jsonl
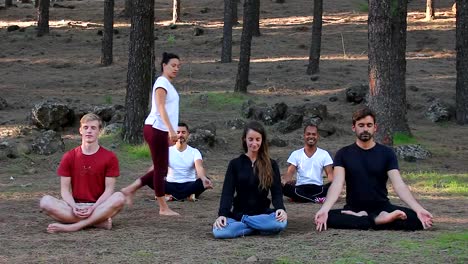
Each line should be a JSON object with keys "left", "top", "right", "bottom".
{"left": 161, "top": 52, "right": 180, "bottom": 72}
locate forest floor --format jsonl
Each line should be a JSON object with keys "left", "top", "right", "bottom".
{"left": 0, "top": 0, "right": 467, "bottom": 263}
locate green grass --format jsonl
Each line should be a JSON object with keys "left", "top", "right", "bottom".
{"left": 122, "top": 143, "right": 151, "bottom": 160}
{"left": 103, "top": 95, "right": 113, "bottom": 104}
{"left": 403, "top": 172, "right": 468, "bottom": 195}
{"left": 393, "top": 132, "right": 418, "bottom": 145}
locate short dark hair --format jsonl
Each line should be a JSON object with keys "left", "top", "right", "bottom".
{"left": 352, "top": 107, "right": 376, "bottom": 125}
{"left": 160, "top": 52, "right": 180, "bottom": 72}
{"left": 178, "top": 122, "right": 189, "bottom": 132}
{"left": 303, "top": 124, "right": 318, "bottom": 133}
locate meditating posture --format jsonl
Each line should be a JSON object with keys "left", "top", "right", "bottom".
{"left": 39, "top": 113, "right": 125, "bottom": 233}
{"left": 282, "top": 124, "right": 333, "bottom": 203}
{"left": 315, "top": 107, "right": 433, "bottom": 231}
{"left": 213, "top": 121, "right": 287, "bottom": 239}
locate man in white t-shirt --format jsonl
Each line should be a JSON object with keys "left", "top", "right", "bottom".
{"left": 161, "top": 123, "right": 213, "bottom": 201}
{"left": 282, "top": 124, "right": 333, "bottom": 203}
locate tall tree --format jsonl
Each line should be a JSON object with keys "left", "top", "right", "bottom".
{"left": 252, "top": 0, "right": 261, "bottom": 36}
{"left": 173, "top": 0, "right": 181, "bottom": 23}
{"left": 426, "top": 0, "right": 435, "bottom": 20}
{"left": 123, "top": 0, "right": 154, "bottom": 144}
{"left": 5, "top": 0, "right": 13, "bottom": 7}
{"left": 101, "top": 0, "right": 114, "bottom": 66}
{"left": 122, "top": 0, "right": 132, "bottom": 18}
{"left": 367, "top": 0, "right": 410, "bottom": 145}
{"left": 306, "top": 0, "right": 323, "bottom": 75}
{"left": 456, "top": 0, "right": 468, "bottom": 124}
{"left": 232, "top": 0, "right": 239, "bottom": 24}
{"left": 221, "top": 0, "right": 233, "bottom": 63}
{"left": 234, "top": 0, "right": 255, "bottom": 93}
{"left": 37, "top": 0, "right": 50, "bottom": 37}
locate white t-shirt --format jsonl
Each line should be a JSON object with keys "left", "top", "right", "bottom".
{"left": 166, "top": 145, "right": 203, "bottom": 183}
{"left": 145, "top": 76, "right": 179, "bottom": 132}
{"left": 287, "top": 147, "right": 333, "bottom": 186}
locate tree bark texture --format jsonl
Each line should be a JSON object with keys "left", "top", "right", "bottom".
{"left": 232, "top": 0, "right": 239, "bottom": 24}
{"left": 124, "top": 0, "right": 154, "bottom": 144}
{"left": 221, "top": 0, "right": 233, "bottom": 63}
{"left": 456, "top": 0, "right": 468, "bottom": 124}
{"left": 101, "top": 0, "right": 114, "bottom": 66}
{"left": 307, "top": 0, "right": 323, "bottom": 75}
{"left": 173, "top": 0, "right": 181, "bottom": 23}
{"left": 123, "top": 0, "right": 132, "bottom": 18}
{"left": 252, "top": 0, "right": 261, "bottom": 37}
{"left": 37, "top": 0, "right": 50, "bottom": 37}
{"left": 367, "top": 0, "right": 410, "bottom": 146}
{"left": 426, "top": 0, "right": 435, "bottom": 20}
{"left": 6, "top": 0, "right": 13, "bottom": 7}
{"left": 234, "top": 0, "right": 255, "bottom": 93}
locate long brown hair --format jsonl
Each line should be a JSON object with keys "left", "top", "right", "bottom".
{"left": 242, "top": 121, "right": 273, "bottom": 190}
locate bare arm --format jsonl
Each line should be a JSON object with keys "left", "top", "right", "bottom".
{"left": 155, "top": 88, "right": 177, "bottom": 142}
{"left": 314, "top": 166, "right": 345, "bottom": 231}
{"left": 195, "top": 159, "right": 212, "bottom": 188}
{"left": 388, "top": 169, "right": 433, "bottom": 229}
{"left": 281, "top": 164, "right": 297, "bottom": 185}
{"left": 60, "top": 177, "right": 76, "bottom": 208}
{"left": 324, "top": 164, "right": 333, "bottom": 182}
{"left": 91, "top": 177, "right": 116, "bottom": 210}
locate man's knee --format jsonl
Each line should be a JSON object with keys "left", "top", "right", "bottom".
{"left": 110, "top": 192, "right": 126, "bottom": 209}
{"left": 39, "top": 195, "right": 55, "bottom": 211}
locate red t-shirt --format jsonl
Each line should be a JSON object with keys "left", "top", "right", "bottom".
{"left": 57, "top": 146, "right": 120, "bottom": 203}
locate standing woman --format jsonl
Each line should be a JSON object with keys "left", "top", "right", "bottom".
{"left": 122, "top": 52, "right": 181, "bottom": 216}
{"left": 213, "top": 121, "right": 287, "bottom": 239}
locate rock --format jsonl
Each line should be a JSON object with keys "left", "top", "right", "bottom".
{"left": 241, "top": 99, "right": 256, "bottom": 118}
{"left": 193, "top": 27, "right": 204, "bottom": 36}
{"left": 277, "top": 114, "right": 303, "bottom": 134}
{"left": 263, "top": 102, "right": 288, "bottom": 125}
{"left": 317, "top": 123, "right": 337, "bottom": 137}
{"left": 226, "top": 118, "right": 246, "bottom": 130}
{"left": 31, "top": 101, "right": 74, "bottom": 130}
{"left": 0, "top": 141, "right": 16, "bottom": 160}
{"left": 409, "top": 85, "right": 419, "bottom": 92}
{"left": 345, "top": 84, "right": 368, "bottom": 104}
{"left": 199, "top": 94, "right": 208, "bottom": 106}
{"left": 97, "top": 30, "right": 103, "bottom": 36}
{"left": 101, "top": 123, "right": 123, "bottom": 135}
{"left": 394, "top": 144, "right": 431, "bottom": 162}
{"left": 0, "top": 97, "right": 8, "bottom": 110}
{"left": 425, "top": 100, "right": 451, "bottom": 122}
{"left": 200, "top": 7, "right": 209, "bottom": 13}
{"left": 329, "top": 96, "right": 338, "bottom": 102}
{"left": 31, "top": 130, "right": 65, "bottom": 155}
{"left": 269, "top": 136, "right": 288, "bottom": 147}
{"left": 169, "top": 24, "right": 177, "bottom": 29}
{"left": 246, "top": 255, "right": 258, "bottom": 262}
{"left": 7, "top": 25, "right": 21, "bottom": 32}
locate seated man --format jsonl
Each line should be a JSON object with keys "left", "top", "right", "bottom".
{"left": 282, "top": 124, "right": 333, "bottom": 203}
{"left": 39, "top": 113, "right": 125, "bottom": 233}
{"left": 315, "top": 107, "right": 433, "bottom": 231}
{"left": 146, "top": 122, "right": 213, "bottom": 201}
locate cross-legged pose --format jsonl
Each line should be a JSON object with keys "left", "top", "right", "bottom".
{"left": 315, "top": 107, "right": 433, "bottom": 231}
{"left": 146, "top": 122, "right": 213, "bottom": 201}
{"left": 121, "top": 52, "right": 181, "bottom": 216}
{"left": 213, "top": 121, "right": 287, "bottom": 239}
{"left": 282, "top": 124, "right": 333, "bottom": 203}
{"left": 39, "top": 113, "right": 125, "bottom": 233}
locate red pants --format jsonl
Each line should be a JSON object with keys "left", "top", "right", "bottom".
{"left": 140, "top": 125, "right": 168, "bottom": 197}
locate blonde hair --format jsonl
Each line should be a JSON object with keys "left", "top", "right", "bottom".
{"left": 80, "top": 113, "right": 103, "bottom": 129}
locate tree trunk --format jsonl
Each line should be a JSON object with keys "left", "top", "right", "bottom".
{"left": 232, "top": 0, "right": 239, "bottom": 24}
{"left": 367, "top": 0, "right": 410, "bottom": 146}
{"left": 124, "top": 0, "right": 154, "bottom": 144}
{"left": 35, "top": 0, "right": 39, "bottom": 8}
{"left": 234, "top": 0, "right": 255, "bottom": 93}
{"left": 252, "top": 0, "right": 261, "bottom": 37}
{"left": 101, "top": 0, "right": 114, "bottom": 66}
{"left": 306, "top": 0, "right": 323, "bottom": 75}
{"left": 456, "top": 0, "right": 468, "bottom": 124}
{"left": 426, "top": 0, "right": 435, "bottom": 20}
{"left": 122, "top": 0, "right": 132, "bottom": 18}
{"left": 37, "top": 0, "right": 50, "bottom": 37}
{"left": 5, "top": 0, "right": 13, "bottom": 7}
{"left": 221, "top": 0, "right": 233, "bottom": 63}
{"left": 173, "top": 0, "right": 181, "bottom": 23}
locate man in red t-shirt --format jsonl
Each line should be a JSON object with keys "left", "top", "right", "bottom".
{"left": 39, "top": 113, "right": 125, "bottom": 233}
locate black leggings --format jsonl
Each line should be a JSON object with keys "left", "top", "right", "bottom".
{"left": 283, "top": 182, "right": 331, "bottom": 202}
{"left": 327, "top": 202, "right": 423, "bottom": 231}
{"left": 164, "top": 179, "right": 206, "bottom": 200}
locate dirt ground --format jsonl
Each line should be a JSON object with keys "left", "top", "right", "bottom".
{"left": 0, "top": 0, "right": 467, "bottom": 263}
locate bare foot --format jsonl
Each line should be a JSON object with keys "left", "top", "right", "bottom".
{"left": 120, "top": 188, "right": 135, "bottom": 207}
{"left": 47, "top": 223, "right": 80, "bottom": 233}
{"left": 374, "top": 210, "right": 407, "bottom": 225}
{"left": 159, "top": 208, "right": 180, "bottom": 216}
{"left": 341, "top": 210, "right": 368, "bottom": 217}
{"left": 94, "top": 218, "right": 112, "bottom": 230}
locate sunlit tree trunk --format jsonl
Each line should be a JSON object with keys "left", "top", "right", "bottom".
{"left": 101, "top": 0, "right": 114, "bottom": 66}
{"left": 456, "top": 0, "right": 468, "bottom": 124}
{"left": 426, "top": 0, "right": 435, "bottom": 20}
{"left": 221, "top": 0, "right": 233, "bottom": 63}
{"left": 234, "top": 0, "right": 255, "bottom": 93}
{"left": 307, "top": 0, "right": 323, "bottom": 75}
{"left": 173, "top": 0, "right": 181, "bottom": 23}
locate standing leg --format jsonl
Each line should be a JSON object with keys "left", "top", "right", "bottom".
{"left": 241, "top": 213, "right": 287, "bottom": 234}
{"left": 212, "top": 218, "right": 255, "bottom": 239}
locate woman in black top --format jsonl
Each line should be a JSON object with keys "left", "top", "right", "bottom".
{"left": 213, "top": 121, "right": 287, "bottom": 239}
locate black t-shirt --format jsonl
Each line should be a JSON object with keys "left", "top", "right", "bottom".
{"left": 218, "top": 154, "right": 285, "bottom": 221}
{"left": 334, "top": 143, "right": 399, "bottom": 209}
